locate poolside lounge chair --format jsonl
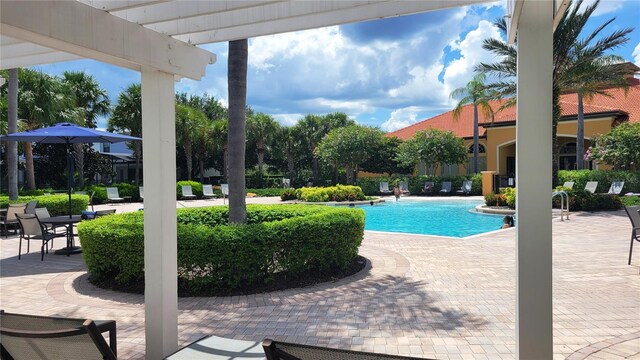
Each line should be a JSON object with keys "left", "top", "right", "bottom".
{"left": 457, "top": 180, "right": 473, "bottom": 195}
{"left": 562, "top": 181, "right": 574, "bottom": 190}
{"left": 15, "top": 213, "right": 64, "bottom": 261}
{"left": 584, "top": 181, "right": 598, "bottom": 194}
{"left": 282, "top": 178, "right": 291, "bottom": 188}
{"left": 95, "top": 209, "right": 116, "bottom": 218}
{"left": 24, "top": 200, "right": 38, "bottom": 215}
{"left": 420, "top": 181, "right": 435, "bottom": 195}
{"left": 221, "top": 184, "right": 229, "bottom": 204}
{"left": 0, "top": 310, "right": 117, "bottom": 360}
{"left": 202, "top": 184, "right": 215, "bottom": 199}
{"left": 263, "top": 338, "right": 430, "bottom": 360}
{"left": 399, "top": 181, "right": 410, "bottom": 194}
{"left": 624, "top": 206, "right": 640, "bottom": 265}
{"left": 181, "top": 185, "right": 197, "bottom": 200}
{"left": 379, "top": 182, "right": 393, "bottom": 195}
{"left": 440, "top": 181, "right": 452, "bottom": 194}
{"left": 1, "top": 203, "right": 26, "bottom": 238}
{"left": 139, "top": 186, "right": 144, "bottom": 200}
{"left": 106, "top": 187, "right": 124, "bottom": 203}
{"left": 607, "top": 181, "right": 624, "bottom": 195}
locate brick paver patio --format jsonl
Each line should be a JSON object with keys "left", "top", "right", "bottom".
{"left": 1, "top": 198, "right": 638, "bottom": 359}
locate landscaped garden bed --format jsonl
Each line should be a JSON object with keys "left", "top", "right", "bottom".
{"left": 78, "top": 204, "right": 365, "bottom": 296}
{"left": 0, "top": 194, "right": 89, "bottom": 216}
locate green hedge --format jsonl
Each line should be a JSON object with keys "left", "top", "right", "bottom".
{"left": 621, "top": 196, "right": 640, "bottom": 206}
{"left": 485, "top": 187, "right": 624, "bottom": 211}
{"left": 558, "top": 170, "right": 640, "bottom": 194}
{"left": 357, "top": 174, "right": 482, "bottom": 196}
{"left": 84, "top": 183, "right": 141, "bottom": 204}
{"left": 246, "top": 188, "right": 284, "bottom": 197}
{"left": 293, "top": 185, "right": 366, "bottom": 202}
{"left": 78, "top": 204, "right": 364, "bottom": 295}
{"left": 0, "top": 194, "right": 89, "bottom": 216}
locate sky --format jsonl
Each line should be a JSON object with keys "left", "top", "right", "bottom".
{"left": 33, "top": 0, "right": 640, "bottom": 132}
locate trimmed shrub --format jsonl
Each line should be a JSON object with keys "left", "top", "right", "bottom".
{"left": 502, "top": 187, "right": 516, "bottom": 209}
{"left": 621, "top": 196, "right": 640, "bottom": 206}
{"left": 0, "top": 194, "right": 89, "bottom": 216}
{"left": 246, "top": 188, "right": 284, "bottom": 197}
{"left": 558, "top": 170, "right": 640, "bottom": 193}
{"left": 294, "top": 185, "right": 366, "bottom": 202}
{"left": 78, "top": 204, "right": 365, "bottom": 295}
{"left": 484, "top": 192, "right": 507, "bottom": 207}
{"left": 281, "top": 188, "right": 296, "bottom": 201}
{"left": 177, "top": 180, "right": 203, "bottom": 199}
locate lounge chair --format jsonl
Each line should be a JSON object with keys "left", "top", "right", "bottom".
{"left": 139, "top": 186, "right": 144, "bottom": 200}
{"left": 24, "top": 200, "right": 38, "bottom": 215}
{"left": 94, "top": 209, "right": 116, "bottom": 218}
{"left": 166, "top": 335, "right": 263, "bottom": 359}
{"left": 0, "top": 310, "right": 117, "bottom": 360}
{"left": 263, "top": 338, "right": 430, "bottom": 360}
{"left": 106, "top": 187, "right": 124, "bottom": 203}
{"left": 181, "top": 185, "right": 197, "bottom": 200}
{"left": 220, "top": 184, "right": 229, "bottom": 204}
{"left": 1, "top": 203, "right": 26, "bottom": 238}
{"left": 15, "top": 213, "right": 64, "bottom": 261}
{"left": 457, "top": 180, "right": 473, "bottom": 195}
{"left": 282, "top": 178, "right": 291, "bottom": 188}
{"left": 202, "top": 184, "right": 215, "bottom": 199}
{"left": 379, "top": 182, "right": 393, "bottom": 195}
{"left": 562, "top": 181, "right": 574, "bottom": 190}
{"left": 607, "top": 181, "right": 624, "bottom": 195}
{"left": 584, "top": 181, "right": 598, "bottom": 194}
{"left": 420, "top": 181, "right": 434, "bottom": 195}
{"left": 440, "top": 181, "right": 452, "bottom": 194}
{"left": 399, "top": 181, "right": 410, "bottom": 194}
{"left": 624, "top": 206, "right": 640, "bottom": 265}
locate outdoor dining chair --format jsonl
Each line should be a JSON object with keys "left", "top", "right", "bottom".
{"left": 0, "top": 310, "right": 117, "bottom": 360}
{"left": 624, "top": 206, "right": 640, "bottom": 265}
{"left": 15, "top": 213, "right": 64, "bottom": 261}
{"left": 1, "top": 203, "right": 26, "bottom": 238}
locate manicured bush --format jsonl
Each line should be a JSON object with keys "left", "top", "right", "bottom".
{"left": 84, "top": 185, "right": 107, "bottom": 204}
{"left": 78, "top": 204, "right": 365, "bottom": 295}
{"left": 0, "top": 194, "right": 89, "bottom": 216}
{"left": 621, "top": 196, "right": 640, "bottom": 206}
{"left": 177, "top": 180, "right": 203, "bottom": 199}
{"left": 246, "top": 188, "right": 283, "bottom": 197}
{"left": 281, "top": 188, "right": 296, "bottom": 201}
{"left": 294, "top": 185, "right": 366, "bottom": 202}
{"left": 502, "top": 187, "right": 516, "bottom": 209}
{"left": 558, "top": 170, "right": 640, "bottom": 194}
{"left": 484, "top": 192, "right": 507, "bottom": 207}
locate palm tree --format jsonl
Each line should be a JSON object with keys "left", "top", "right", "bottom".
{"left": 193, "top": 119, "right": 215, "bottom": 183}
{"left": 62, "top": 71, "right": 110, "bottom": 187}
{"left": 175, "top": 103, "right": 207, "bottom": 180}
{"left": 227, "top": 39, "right": 248, "bottom": 224}
{"left": 6, "top": 69, "right": 19, "bottom": 200}
{"left": 450, "top": 73, "right": 495, "bottom": 174}
{"left": 477, "top": 0, "right": 633, "bottom": 183}
{"left": 247, "top": 112, "right": 279, "bottom": 178}
{"left": 211, "top": 119, "right": 229, "bottom": 182}
{"left": 297, "top": 114, "right": 325, "bottom": 185}
{"left": 108, "top": 83, "right": 142, "bottom": 185}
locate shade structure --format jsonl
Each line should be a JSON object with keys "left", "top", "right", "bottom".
{"left": 0, "top": 122, "right": 141, "bottom": 220}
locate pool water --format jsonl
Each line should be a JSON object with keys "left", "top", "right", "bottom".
{"left": 359, "top": 199, "right": 503, "bottom": 237}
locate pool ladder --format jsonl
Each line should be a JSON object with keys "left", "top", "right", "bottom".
{"left": 552, "top": 190, "right": 569, "bottom": 221}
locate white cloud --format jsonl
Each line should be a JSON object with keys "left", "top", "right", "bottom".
{"left": 381, "top": 106, "right": 424, "bottom": 132}
{"left": 581, "top": 0, "right": 624, "bottom": 16}
{"left": 272, "top": 113, "right": 303, "bottom": 126}
{"left": 633, "top": 42, "right": 640, "bottom": 66}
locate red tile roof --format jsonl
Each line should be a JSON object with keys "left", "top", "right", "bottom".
{"left": 387, "top": 80, "right": 640, "bottom": 140}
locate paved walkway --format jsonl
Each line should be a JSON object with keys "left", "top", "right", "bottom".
{"left": 1, "top": 197, "right": 638, "bottom": 359}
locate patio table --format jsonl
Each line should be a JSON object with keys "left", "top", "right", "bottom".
{"left": 39, "top": 215, "right": 83, "bottom": 256}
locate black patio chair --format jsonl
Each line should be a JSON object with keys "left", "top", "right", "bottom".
{"left": 263, "top": 339, "right": 433, "bottom": 360}
{"left": 1, "top": 203, "right": 26, "bottom": 238}
{"left": 624, "top": 206, "right": 640, "bottom": 265}
{"left": 0, "top": 310, "right": 117, "bottom": 360}
{"left": 15, "top": 213, "right": 64, "bottom": 261}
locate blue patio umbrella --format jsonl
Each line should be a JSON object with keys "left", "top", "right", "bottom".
{"left": 0, "top": 122, "right": 141, "bottom": 218}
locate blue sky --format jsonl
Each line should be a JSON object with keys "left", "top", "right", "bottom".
{"left": 34, "top": 0, "right": 640, "bottom": 132}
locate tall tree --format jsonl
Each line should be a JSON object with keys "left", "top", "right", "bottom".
{"left": 7, "top": 69, "right": 19, "bottom": 199}
{"left": 450, "top": 73, "right": 495, "bottom": 174}
{"left": 395, "top": 129, "right": 467, "bottom": 175}
{"left": 211, "top": 119, "right": 229, "bottom": 182}
{"left": 175, "top": 103, "right": 207, "bottom": 180}
{"left": 247, "top": 112, "right": 279, "bottom": 178}
{"left": 108, "top": 83, "right": 142, "bottom": 185}
{"left": 227, "top": 39, "right": 248, "bottom": 224}
{"left": 193, "top": 119, "right": 215, "bottom": 183}
{"left": 62, "top": 71, "right": 110, "bottom": 187}
{"left": 477, "top": 0, "right": 633, "bottom": 184}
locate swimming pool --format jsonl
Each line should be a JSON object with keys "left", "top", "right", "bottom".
{"left": 359, "top": 199, "right": 503, "bottom": 237}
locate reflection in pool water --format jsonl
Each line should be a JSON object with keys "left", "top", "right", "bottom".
{"left": 359, "top": 200, "right": 503, "bottom": 238}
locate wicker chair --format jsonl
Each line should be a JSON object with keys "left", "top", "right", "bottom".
{"left": 263, "top": 339, "right": 432, "bottom": 360}
{"left": 0, "top": 310, "right": 117, "bottom": 360}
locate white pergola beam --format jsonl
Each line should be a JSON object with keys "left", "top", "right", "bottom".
{"left": 1, "top": 52, "right": 82, "bottom": 69}
{"left": 173, "top": 0, "right": 488, "bottom": 44}
{"left": 79, "top": 0, "right": 169, "bottom": 12}
{"left": 0, "top": 0, "right": 215, "bottom": 80}
{"left": 111, "top": 0, "right": 285, "bottom": 25}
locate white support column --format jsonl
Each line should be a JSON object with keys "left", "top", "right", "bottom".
{"left": 516, "top": 1, "right": 554, "bottom": 359}
{"left": 141, "top": 68, "right": 178, "bottom": 359}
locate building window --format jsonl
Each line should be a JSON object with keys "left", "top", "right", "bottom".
{"left": 466, "top": 157, "right": 487, "bottom": 174}
{"left": 441, "top": 163, "right": 459, "bottom": 176}
{"left": 468, "top": 143, "right": 486, "bottom": 153}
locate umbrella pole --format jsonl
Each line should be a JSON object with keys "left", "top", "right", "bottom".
{"left": 67, "top": 143, "right": 72, "bottom": 218}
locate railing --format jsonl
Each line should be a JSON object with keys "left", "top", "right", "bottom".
{"left": 552, "top": 190, "right": 570, "bottom": 221}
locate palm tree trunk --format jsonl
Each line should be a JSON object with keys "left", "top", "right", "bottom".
{"left": 24, "top": 142, "right": 36, "bottom": 190}
{"left": 199, "top": 156, "right": 205, "bottom": 183}
{"left": 312, "top": 154, "right": 319, "bottom": 185}
{"left": 7, "top": 68, "right": 19, "bottom": 200}
{"left": 552, "top": 85, "right": 561, "bottom": 186}
{"left": 576, "top": 92, "right": 585, "bottom": 170}
{"left": 223, "top": 146, "right": 229, "bottom": 183}
{"left": 227, "top": 39, "right": 248, "bottom": 224}
{"left": 473, "top": 105, "right": 479, "bottom": 174}
{"left": 286, "top": 153, "right": 295, "bottom": 187}
{"left": 257, "top": 149, "right": 264, "bottom": 177}
{"left": 185, "top": 139, "right": 193, "bottom": 180}
{"left": 73, "top": 143, "right": 85, "bottom": 188}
